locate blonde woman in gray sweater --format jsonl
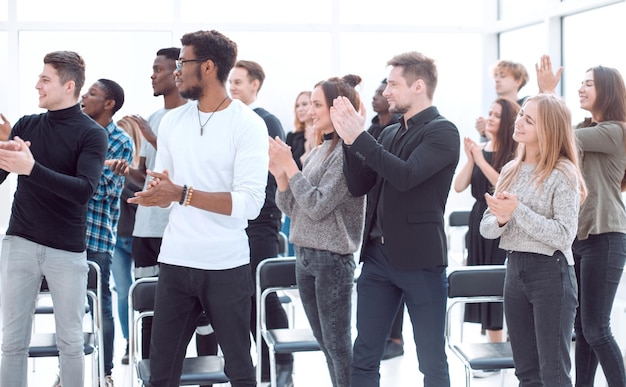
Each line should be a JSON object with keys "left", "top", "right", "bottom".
{"left": 268, "top": 75, "right": 365, "bottom": 387}
{"left": 480, "top": 94, "right": 586, "bottom": 386}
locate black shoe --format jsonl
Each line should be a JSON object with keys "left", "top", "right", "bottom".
{"left": 275, "top": 363, "right": 294, "bottom": 387}
{"left": 381, "top": 340, "right": 404, "bottom": 360}
{"left": 121, "top": 341, "right": 129, "bottom": 365}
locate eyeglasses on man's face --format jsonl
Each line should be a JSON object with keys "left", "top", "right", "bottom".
{"left": 175, "top": 58, "right": 208, "bottom": 72}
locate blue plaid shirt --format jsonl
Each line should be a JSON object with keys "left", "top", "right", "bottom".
{"left": 86, "top": 121, "right": 134, "bottom": 255}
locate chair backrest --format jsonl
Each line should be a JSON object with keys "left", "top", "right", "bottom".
{"left": 128, "top": 277, "right": 158, "bottom": 385}
{"left": 257, "top": 256, "right": 297, "bottom": 293}
{"left": 130, "top": 278, "right": 158, "bottom": 313}
{"left": 448, "top": 265, "right": 506, "bottom": 298}
{"left": 446, "top": 265, "right": 506, "bottom": 339}
{"left": 449, "top": 210, "right": 471, "bottom": 227}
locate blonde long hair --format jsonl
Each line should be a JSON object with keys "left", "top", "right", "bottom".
{"left": 116, "top": 117, "right": 143, "bottom": 168}
{"left": 496, "top": 94, "right": 587, "bottom": 202}
{"left": 293, "top": 91, "right": 312, "bottom": 133}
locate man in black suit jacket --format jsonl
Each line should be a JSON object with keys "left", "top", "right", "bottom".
{"left": 229, "top": 60, "right": 293, "bottom": 387}
{"left": 331, "top": 52, "right": 460, "bottom": 387}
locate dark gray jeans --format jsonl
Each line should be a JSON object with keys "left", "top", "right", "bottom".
{"left": 295, "top": 246, "right": 355, "bottom": 387}
{"left": 505, "top": 250, "right": 578, "bottom": 387}
{"left": 573, "top": 232, "right": 626, "bottom": 387}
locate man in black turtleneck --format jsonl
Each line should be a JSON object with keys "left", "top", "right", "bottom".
{"left": 0, "top": 51, "right": 107, "bottom": 387}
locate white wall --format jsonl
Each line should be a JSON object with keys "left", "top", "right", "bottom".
{"left": 0, "top": 0, "right": 624, "bottom": 231}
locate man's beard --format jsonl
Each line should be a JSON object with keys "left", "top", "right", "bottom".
{"left": 389, "top": 103, "right": 409, "bottom": 115}
{"left": 179, "top": 85, "right": 203, "bottom": 101}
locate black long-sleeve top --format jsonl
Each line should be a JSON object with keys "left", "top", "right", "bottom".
{"left": 0, "top": 104, "right": 108, "bottom": 252}
{"left": 249, "top": 107, "right": 285, "bottom": 226}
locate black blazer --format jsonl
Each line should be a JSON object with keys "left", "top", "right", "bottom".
{"left": 343, "top": 106, "right": 460, "bottom": 270}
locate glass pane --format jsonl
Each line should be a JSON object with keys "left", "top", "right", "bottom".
{"left": 499, "top": 0, "right": 546, "bottom": 20}
{"left": 340, "top": 0, "right": 482, "bottom": 26}
{"left": 562, "top": 2, "right": 626, "bottom": 124}
{"left": 18, "top": 0, "right": 174, "bottom": 22}
{"left": 181, "top": 0, "right": 332, "bottom": 23}
{"left": 498, "top": 23, "right": 545, "bottom": 102}
{"left": 18, "top": 31, "right": 173, "bottom": 118}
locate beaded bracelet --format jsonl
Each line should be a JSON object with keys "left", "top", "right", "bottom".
{"left": 184, "top": 186, "right": 194, "bottom": 207}
{"left": 179, "top": 185, "right": 188, "bottom": 205}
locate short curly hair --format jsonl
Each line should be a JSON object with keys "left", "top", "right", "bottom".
{"left": 180, "top": 30, "right": 237, "bottom": 83}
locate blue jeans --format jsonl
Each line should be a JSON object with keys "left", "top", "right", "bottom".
{"left": 149, "top": 263, "right": 255, "bottom": 387}
{"left": 281, "top": 216, "right": 294, "bottom": 256}
{"left": 0, "top": 235, "right": 88, "bottom": 387}
{"left": 295, "top": 246, "right": 355, "bottom": 387}
{"left": 505, "top": 251, "right": 578, "bottom": 387}
{"left": 573, "top": 233, "right": 626, "bottom": 387}
{"left": 87, "top": 250, "right": 114, "bottom": 376}
{"left": 351, "top": 241, "right": 449, "bottom": 387}
{"left": 111, "top": 236, "right": 133, "bottom": 340}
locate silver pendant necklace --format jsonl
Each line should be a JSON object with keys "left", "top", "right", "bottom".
{"left": 197, "top": 96, "right": 229, "bottom": 135}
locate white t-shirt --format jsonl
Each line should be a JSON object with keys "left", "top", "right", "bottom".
{"left": 155, "top": 99, "right": 269, "bottom": 270}
{"left": 132, "top": 104, "right": 191, "bottom": 237}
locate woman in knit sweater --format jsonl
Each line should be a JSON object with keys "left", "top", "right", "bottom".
{"left": 268, "top": 75, "right": 366, "bottom": 387}
{"left": 480, "top": 94, "right": 586, "bottom": 386}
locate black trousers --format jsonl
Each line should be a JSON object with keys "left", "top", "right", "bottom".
{"left": 148, "top": 263, "right": 256, "bottom": 387}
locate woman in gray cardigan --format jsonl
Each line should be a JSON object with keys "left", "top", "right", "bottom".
{"left": 268, "top": 75, "right": 365, "bottom": 387}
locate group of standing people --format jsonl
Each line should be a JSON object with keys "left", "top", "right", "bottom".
{"left": 0, "top": 27, "right": 624, "bottom": 387}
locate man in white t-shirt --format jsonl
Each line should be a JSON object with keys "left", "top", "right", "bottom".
{"left": 129, "top": 30, "right": 268, "bottom": 387}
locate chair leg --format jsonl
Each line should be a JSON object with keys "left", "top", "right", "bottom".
{"left": 499, "top": 369, "right": 507, "bottom": 387}
{"left": 269, "top": 348, "right": 278, "bottom": 387}
{"left": 465, "top": 365, "right": 471, "bottom": 387}
{"left": 256, "top": 334, "right": 263, "bottom": 384}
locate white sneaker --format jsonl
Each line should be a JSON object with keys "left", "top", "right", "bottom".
{"left": 51, "top": 374, "right": 62, "bottom": 387}
{"left": 195, "top": 324, "right": 214, "bottom": 335}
